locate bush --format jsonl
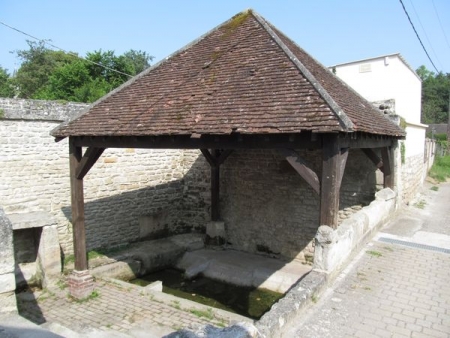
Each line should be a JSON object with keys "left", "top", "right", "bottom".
{"left": 429, "top": 155, "right": 450, "bottom": 182}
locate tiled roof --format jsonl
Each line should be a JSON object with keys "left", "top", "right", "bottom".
{"left": 52, "top": 10, "right": 405, "bottom": 139}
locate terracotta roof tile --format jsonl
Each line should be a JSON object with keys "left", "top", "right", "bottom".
{"left": 52, "top": 10, "right": 405, "bottom": 139}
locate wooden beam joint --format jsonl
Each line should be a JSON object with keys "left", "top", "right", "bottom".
{"left": 200, "top": 149, "right": 234, "bottom": 222}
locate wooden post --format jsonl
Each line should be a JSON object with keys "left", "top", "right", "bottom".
{"left": 381, "top": 146, "right": 394, "bottom": 189}
{"left": 211, "top": 149, "right": 220, "bottom": 221}
{"left": 69, "top": 138, "right": 88, "bottom": 271}
{"left": 200, "top": 149, "right": 233, "bottom": 221}
{"left": 320, "top": 134, "right": 346, "bottom": 229}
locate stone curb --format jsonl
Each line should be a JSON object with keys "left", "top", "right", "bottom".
{"left": 98, "top": 277, "right": 253, "bottom": 325}
{"left": 255, "top": 270, "right": 327, "bottom": 337}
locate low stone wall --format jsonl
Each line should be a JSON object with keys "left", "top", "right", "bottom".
{"left": 313, "top": 188, "right": 396, "bottom": 274}
{"left": 256, "top": 188, "right": 397, "bottom": 337}
{"left": 401, "top": 153, "right": 426, "bottom": 204}
{"left": 0, "top": 208, "right": 17, "bottom": 313}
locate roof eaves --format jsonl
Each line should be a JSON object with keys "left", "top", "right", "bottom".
{"left": 251, "top": 11, "right": 354, "bottom": 133}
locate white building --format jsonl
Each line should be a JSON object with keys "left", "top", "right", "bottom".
{"left": 330, "top": 53, "right": 430, "bottom": 203}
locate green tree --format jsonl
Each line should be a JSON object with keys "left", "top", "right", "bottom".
{"left": 85, "top": 50, "right": 134, "bottom": 88}
{"left": 11, "top": 42, "right": 153, "bottom": 103}
{"left": 123, "top": 49, "right": 153, "bottom": 74}
{"left": 0, "top": 67, "right": 15, "bottom": 98}
{"left": 417, "top": 65, "right": 450, "bottom": 124}
{"left": 35, "top": 60, "right": 91, "bottom": 101}
{"left": 13, "top": 40, "right": 76, "bottom": 98}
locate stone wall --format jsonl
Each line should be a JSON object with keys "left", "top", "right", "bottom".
{"left": 219, "top": 148, "right": 377, "bottom": 263}
{"left": 0, "top": 98, "right": 207, "bottom": 255}
{"left": 400, "top": 151, "right": 427, "bottom": 204}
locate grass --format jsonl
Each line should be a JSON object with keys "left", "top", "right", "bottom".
{"left": 430, "top": 186, "right": 439, "bottom": 191}
{"left": 171, "top": 300, "right": 181, "bottom": 310}
{"left": 189, "top": 307, "right": 215, "bottom": 320}
{"left": 38, "top": 289, "right": 56, "bottom": 302}
{"left": 56, "top": 279, "right": 67, "bottom": 290}
{"left": 366, "top": 250, "right": 382, "bottom": 257}
{"left": 64, "top": 244, "right": 131, "bottom": 267}
{"left": 429, "top": 155, "right": 450, "bottom": 182}
{"left": 70, "top": 290, "right": 100, "bottom": 303}
{"left": 414, "top": 200, "right": 426, "bottom": 209}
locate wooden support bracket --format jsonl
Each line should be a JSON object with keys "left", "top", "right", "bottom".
{"left": 76, "top": 147, "right": 105, "bottom": 179}
{"left": 362, "top": 148, "right": 384, "bottom": 173}
{"left": 278, "top": 149, "right": 320, "bottom": 195}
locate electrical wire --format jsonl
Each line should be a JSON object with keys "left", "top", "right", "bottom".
{"left": 407, "top": 0, "right": 443, "bottom": 70}
{"left": 431, "top": 0, "right": 450, "bottom": 50}
{"left": 0, "top": 20, "right": 133, "bottom": 78}
{"left": 398, "top": 0, "right": 439, "bottom": 73}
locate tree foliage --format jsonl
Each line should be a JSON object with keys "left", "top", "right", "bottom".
{"left": 1, "top": 41, "right": 153, "bottom": 103}
{"left": 14, "top": 40, "right": 76, "bottom": 99}
{"left": 417, "top": 65, "right": 450, "bottom": 124}
{"left": 0, "top": 67, "right": 15, "bottom": 98}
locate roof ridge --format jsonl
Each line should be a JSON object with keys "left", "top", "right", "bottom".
{"left": 251, "top": 11, "right": 354, "bottom": 132}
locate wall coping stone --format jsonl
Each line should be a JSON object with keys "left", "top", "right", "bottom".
{"left": 0, "top": 98, "right": 88, "bottom": 122}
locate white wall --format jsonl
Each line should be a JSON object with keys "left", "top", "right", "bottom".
{"left": 334, "top": 55, "right": 422, "bottom": 123}
{"left": 405, "top": 123, "right": 426, "bottom": 157}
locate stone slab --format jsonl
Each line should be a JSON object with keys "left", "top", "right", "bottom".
{"left": 206, "top": 221, "right": 226, "bottom": 238}
{"left": 176, "top": 249, "right": 311, "bottom": 293}
{"left": 37, "top": 225, "right": 62, "bottom": 288}
{"left": 0, "top": 291, "right": 17, "bottom": 314}
{"left": 0, "top": 208, "right": 14, "bottom": 276}
{"left": 8, "top": 211, "right": 55, "bottom": 230}
{"left": 0, "top": 273, "right": 16, "bottom": 294}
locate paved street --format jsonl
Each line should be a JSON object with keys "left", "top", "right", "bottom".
{"left": 10, "top": 277, "right": 248, "bottom": 338}
{"left": 283, "top": 181, "right": 450, "bottom": 338}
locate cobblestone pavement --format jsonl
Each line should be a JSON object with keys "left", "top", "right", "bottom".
{"left": 16, "top": 278, "right": 243, "bottom": 337}
{"left": 283, "top": 182, "right": 450, "bottom": 338}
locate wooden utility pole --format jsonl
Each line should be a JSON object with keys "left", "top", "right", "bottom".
{"left": 447, "top": 91, "right": 450, "bottom": 154}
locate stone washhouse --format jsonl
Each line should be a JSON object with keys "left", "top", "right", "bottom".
{"left": 50, "top": 10, "right": 405, "bottom": 298}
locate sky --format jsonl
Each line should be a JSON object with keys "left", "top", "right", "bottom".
{"left": 1, "top": 0, "right": 449, "bottom": 75}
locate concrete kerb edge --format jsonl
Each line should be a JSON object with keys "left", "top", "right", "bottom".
{"left": 98, "top": 276, "right": 253, "bottom": 325}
